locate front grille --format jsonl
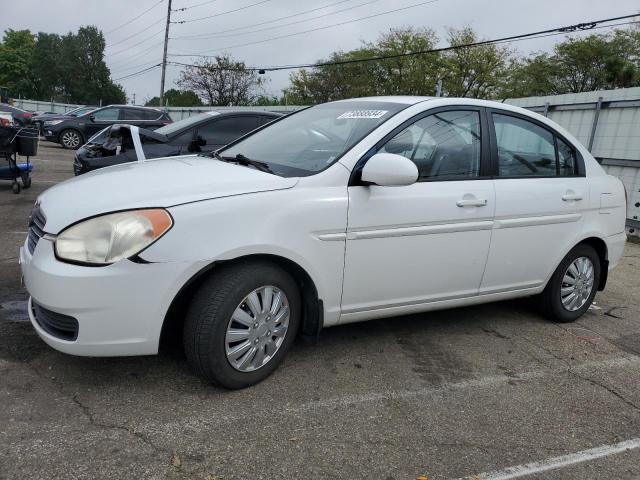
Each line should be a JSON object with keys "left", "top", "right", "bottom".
{"left": 32, "top": 302, "right": 79, "bottom": 341}
{"left": 27, "top": 207, "right": 46, "bottom": 254}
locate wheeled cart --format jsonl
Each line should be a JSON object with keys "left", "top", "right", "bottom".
{"left": 0, "top": 125, "right": 37, "bottom": 194}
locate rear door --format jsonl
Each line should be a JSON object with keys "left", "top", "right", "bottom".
{"left": 479, "top": 109, "right": 589, "bottom": 294}
{"left": 196, "top": 115, "right": 260, "bottom": 150}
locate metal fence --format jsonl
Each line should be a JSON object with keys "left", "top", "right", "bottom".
{"left": 507, "top": 87, "right": 640, "bottom": 237}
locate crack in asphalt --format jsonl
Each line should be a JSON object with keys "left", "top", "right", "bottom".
{"left": 491, "top": 324, "right": 640, "bottom": 414}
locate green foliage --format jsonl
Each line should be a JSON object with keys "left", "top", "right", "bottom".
{"left": 145, "top": 88, "right": 203, "bottom": 107}
{"left": 286, "top": 27, "right": 511, "bottom": 104}
{"left": 0, "top": 26, "right": 125, "bottom": 104}
{"left": 285, "top": 25, "right": 640, "bottom": 103}
{"left": 500, "top": 29, "right": 640, "bottom": 98}
{"left": 0, "top": 30, "right": 36, "bottom": 98}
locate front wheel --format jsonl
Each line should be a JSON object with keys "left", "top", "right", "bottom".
{"left": 60, "top": 129, "right": 83, "bottom": 149}
{"left": 539, "top": 244, "right": 601, "bottom": 323}
{"left": 184, "top": 261, "right": 301, "bottom": 389}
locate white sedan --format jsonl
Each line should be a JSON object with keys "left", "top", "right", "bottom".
{"left": 20, "top": 97, "right": 627, "bottom": 388}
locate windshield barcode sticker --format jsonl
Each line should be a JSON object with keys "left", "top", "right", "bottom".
{"left": 337, "top": 110, "right": 388, "bottom": 119}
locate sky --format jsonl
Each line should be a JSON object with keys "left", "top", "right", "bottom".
{"left": 1, "top": 0, "right": 639, "bottom": 104}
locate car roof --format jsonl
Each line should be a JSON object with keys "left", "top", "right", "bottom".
{"left": 103, "top": 104, "right": 165, "bottom": 112}
{"left": 333, "top": 96, "right": 434, "bottom": 105}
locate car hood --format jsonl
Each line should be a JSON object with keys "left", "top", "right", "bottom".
{"left": 39, "top": 155, "right": 298, "bottom": 233}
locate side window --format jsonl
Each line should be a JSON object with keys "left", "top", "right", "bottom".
{"left": 169, "top": 129, "right": 195, "bottom": 146}
{"left": 260, "top": 115, "right": 278, "bottom": 125}
{"left": 92, "top": 108, "right": 120, "bottom": 121}
{"left": 379, "top": 110, "right": 481, "bottom": 180}
{"left": 557, "top": 138, "right": 577, "bottom": 176}
{"left": 197, "top": 116, "right": 259, "bottom": 146}
{"left": 493, "top": 114, "right": 556, "bottom": 177}
{"left": 143, "top": 110, "right": 161, "bottom": 121}
{"left": 121, "top": 108, "right": 146, "bottom": 120}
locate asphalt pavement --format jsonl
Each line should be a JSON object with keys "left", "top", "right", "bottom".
{"left": 1, "top": 143, "right": 639, "bottom": 480}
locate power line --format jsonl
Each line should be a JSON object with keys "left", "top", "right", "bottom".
{"left": 106, "top": 17, "right": 166, "bottom": 49}
{"left": 171, "top": 0, "right": 272, "bottom": 24}
{"left": 172, "top": 0, "right": 219, "bottom": 12}
{"left": 171, "top": 0, "right": 356, "bottom": 39}
{"left": 172, "top": 0, "right": 383, "bottom": 41}
{"left": 107, "top": 28, "right": 166, "bottom": 57}
{"left": 165, "top": 14, "right": 639, "bottom": 72}
{"left": 105, "top": 0, "right": 165, "bottom": 34}
{"left": 169, "top": 0, "right": 441, "bottom": 55}
{"left": 109, "top": 40, "right": 166, "bottom": 68}
{"left": 114, "top": 63, "right": 162, "bottom": 81}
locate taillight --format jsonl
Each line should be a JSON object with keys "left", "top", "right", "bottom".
{"left": 23, "top": 113, "right": 33, "bottom": 118}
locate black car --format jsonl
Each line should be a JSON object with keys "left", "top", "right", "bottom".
{"left": 32, "top": 105, "right": 96, "bottom": 133}
{"left": 73, "top": 110, "right": 282, "bottom": 175}
{"left": 43, "top": 105, "right": 172, "bottom": 149}
{"left": 0, "top": 104, "right": 33, "bottom": 126}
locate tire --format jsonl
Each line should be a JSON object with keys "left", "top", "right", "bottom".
{"left": 539, "top": 244, "right": 601, "bottom": 323}
{"left": 59, "top": 129, "right": 83, "bottom": 150}
{"left": 184, "top": 261, "right": 301, "bottom": 389}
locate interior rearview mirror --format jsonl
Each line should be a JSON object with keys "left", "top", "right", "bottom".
{"left": 361, "top": 153, "right": 418, "bottom": 187}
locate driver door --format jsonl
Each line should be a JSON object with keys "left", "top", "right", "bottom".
{"left": 340, "top": 108, "right": 495, "bottom": 320}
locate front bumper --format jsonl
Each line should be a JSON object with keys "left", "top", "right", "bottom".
{"left": 44, "top": 131, "right": 58, "bottom": 142}
{"left": 20, "top": 236, "right": 208, "bottom": 356}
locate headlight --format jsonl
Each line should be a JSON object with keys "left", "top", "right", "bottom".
{"left": 55, "top": 209, "right": 173, "bottom": 265}
{"left": 44, "top": 120, "right": 63, "bottom": 126}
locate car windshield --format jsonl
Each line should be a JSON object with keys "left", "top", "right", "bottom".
{"left": 156, "top": 112, "right": 218, "bottom": 136}
{"left": 220, "top": 101, "right": 408, "bottom": 176}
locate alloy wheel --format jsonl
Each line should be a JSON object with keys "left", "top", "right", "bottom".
{"left": 560, "top": 256, "right": 595, "bottom": 311}
{"left": 224, "top": 285, "right": 290, "bottom": 372}
{"left": 62, "top": 131, "right": 80, "bottom": 149}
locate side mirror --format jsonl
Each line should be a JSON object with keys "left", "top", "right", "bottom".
{"left": 88, "top": 114, "right": 95, "bottom": 122}
{"left": 361, "top": 153, "right": 418, "bottom": 187}
{"left": 196, "top": 135, "right": 206, "bottom": 146}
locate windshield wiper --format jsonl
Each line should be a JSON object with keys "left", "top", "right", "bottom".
{"left": 209, "top": 151, "right": 274, "bottom": 174}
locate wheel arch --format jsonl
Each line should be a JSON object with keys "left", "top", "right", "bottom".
{"left": 159, "top": 254, "right": 323, "bottom": 349}
{"left": 578, "top": 236, "right": 609, "bottom": 291}
{"left": 547, "top": 235, "right": 609, "bottom": 292}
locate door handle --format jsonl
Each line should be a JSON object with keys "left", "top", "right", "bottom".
{"left": 562, "top": 193, "right": 583, "bottom": 201}
{"left": 456, "top": 198, "right": 487, "bottom": 207}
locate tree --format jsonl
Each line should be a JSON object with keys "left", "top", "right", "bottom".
{"left": 0, "top": 29, "right": 36, "bottom": 98}
{"left": 58, "top": 26, "right": 125, "bottom": 104}
{"left": 287, "top": 28, "right": 441, "bottom": 104}
{"left": 440, "top": 27, "right": 512, "bottom": 98}
{"left": 285, "top": 27, "right": 513, "bottom": 103}
{"left": 145, "top": 88, "right": 203, "bottom": 107}
{"left": 177, "top": 54, "right": 265, "bottom": 105}
{"left": 31, "top": 32, "right": 63, "bottom": 100}
{"left": 500, "top": 29, "right": 640, "bottom": 98}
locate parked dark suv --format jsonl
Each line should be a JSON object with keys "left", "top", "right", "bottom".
{"left": 43, "top": 105, "right": 172, "bottom": 149}
{"left": 73, "top": 110, "right": 282, "bottom": 175}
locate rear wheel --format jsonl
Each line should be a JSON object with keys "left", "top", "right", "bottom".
{"left": 540, "top": 244, "right": 600, "bottom": 323}
{"left": 60, "top": 129, "right": 83, "bottom": 149}
{"left": 183, "top": 261, "right": 301, "bottom": 389}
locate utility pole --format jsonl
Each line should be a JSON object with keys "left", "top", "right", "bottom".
{"left": 132, "top": 93, "right": 136, "bottom": 105}
{"left": 159, "top": 0, "right": 172, "bottom": 107}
